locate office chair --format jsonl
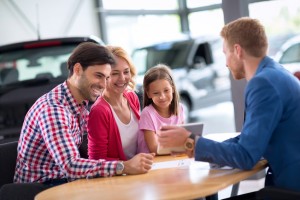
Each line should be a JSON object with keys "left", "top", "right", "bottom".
{"left": 0, "top": 136, "right": 88, "bottom": 200}
{"left": 0, "top": 134, "right": 87, "bottom": 189}
{"left": 256, "top": 186, "right": 300, "bottom": 200}
{"left": 0, "top": 141, "right": 18, "bottom": 188}
{"left": 79, "top": 133, "right": 88, "bottom": 159}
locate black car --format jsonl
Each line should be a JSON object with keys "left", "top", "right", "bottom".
{"left": 0, "top": 36, "right": 103, "bottom": 143}
{"left": 132, "top": 36, "right": 231, "bottom": 122}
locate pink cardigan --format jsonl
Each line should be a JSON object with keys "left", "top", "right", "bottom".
{"left": 88, "top": 90, "right": 148, "bottom": 161}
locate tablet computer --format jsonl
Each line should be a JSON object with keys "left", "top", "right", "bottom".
{"left": 157, "top": 122, "right": 204, "bottom": 155}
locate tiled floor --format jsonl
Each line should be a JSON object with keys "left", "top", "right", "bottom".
{"left": 192, "top": 101, "right": 265, "bottom": 199}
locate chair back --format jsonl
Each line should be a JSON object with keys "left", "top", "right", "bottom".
{"left": 257, "top": 186, "right": 300, "bottom": 199}
{"left": 79, "top": 133, "right": 88, "bottom": 159}
{"left": 0, "top": 141, "right": 18, "bottom": 188}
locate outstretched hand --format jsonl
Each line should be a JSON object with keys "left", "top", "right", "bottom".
{"left": 157, "top": 125, "right": 190, "bottom": 147}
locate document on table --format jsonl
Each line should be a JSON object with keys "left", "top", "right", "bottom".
{"left": 151, "top": 158, "right": 193, "bottom": 170}
{"left": 151, "top": 158, "right": 233, "bottom": 170}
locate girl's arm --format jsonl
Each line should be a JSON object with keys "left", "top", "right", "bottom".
{"left": 143, "top": 129, "right": 158, "bottom": 153}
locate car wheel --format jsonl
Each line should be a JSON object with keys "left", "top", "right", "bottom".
{"left": 180, "top": 96, "right": 191, "bottom": 123}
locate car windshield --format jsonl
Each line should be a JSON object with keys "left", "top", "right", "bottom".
{"left": 132, "top": 40, "right": 193, "bottom": 75}
{"left": 279, "top": 43, "right": 300, "bottom": 64}
{"left": 0, "top": 45, "right": 76, "bottom": 86}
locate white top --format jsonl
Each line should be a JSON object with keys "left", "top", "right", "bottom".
{"left": 110, "top": 106, "right": 138, "bottom": 159}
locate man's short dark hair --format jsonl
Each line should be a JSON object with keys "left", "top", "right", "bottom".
{"left": 67, "top": 42, "right": 115, "bottom": 76}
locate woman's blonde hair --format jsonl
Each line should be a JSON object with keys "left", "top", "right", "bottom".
{"left": 106, "top": 45, "right": 137, "bottom": 90}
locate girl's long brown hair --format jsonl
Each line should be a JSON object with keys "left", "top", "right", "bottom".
{"left": 143, "top": 64, "right": 180, "bottom": 115}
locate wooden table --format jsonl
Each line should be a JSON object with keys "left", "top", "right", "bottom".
{"left": 35, "top": 155, "right": 267, "bottom": 200}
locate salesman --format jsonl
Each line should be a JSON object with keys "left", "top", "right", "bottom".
{"left": 157, "top": 17, "right": 300, "bottom": 193}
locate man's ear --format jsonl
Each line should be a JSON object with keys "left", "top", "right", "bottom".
{"left": 234, "top": 44, "right": 243, "bottom": 58}
{"left": 73, "top": 63, "right": 82, "bottom": 76}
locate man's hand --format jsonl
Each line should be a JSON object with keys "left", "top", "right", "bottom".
{"left": 157, "top": 125, "right": 190, "bottom": 148}
{"left": 123, "top": 153, "right": 155, "bottom": 175}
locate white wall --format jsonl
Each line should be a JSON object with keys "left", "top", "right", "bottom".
{"left": 0, "top": 0, "right": 101, "bottom": 46}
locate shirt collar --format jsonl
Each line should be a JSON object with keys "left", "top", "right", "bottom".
{"left": 62, "top": 81, "right": 89, "bottom": 115}
{"left": 255, "top": 56, "right": 272, "bottom": 75}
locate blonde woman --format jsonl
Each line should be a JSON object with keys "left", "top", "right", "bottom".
{"left": 88, "top": 45, "right": 149, "bottom": 161}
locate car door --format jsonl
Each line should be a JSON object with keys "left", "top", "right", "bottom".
{"left": 185, "top": 41, "right": 216, "bottom": 92}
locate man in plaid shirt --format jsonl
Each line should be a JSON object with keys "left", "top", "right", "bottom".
{"left": 9, "top": 42, "right": 154, "bottom": 199}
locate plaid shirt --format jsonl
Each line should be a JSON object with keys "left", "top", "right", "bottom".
{"left": 14, "top": 81, "right": 117, "bottom": 183}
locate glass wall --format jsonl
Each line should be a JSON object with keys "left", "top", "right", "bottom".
{"left": 100, "top": 0, "right": 300, "bottom": 134}
{"left": 101, "top": 0, "right": 233, "bottom": 134}
{"left": 186, "top": 0, "right": 221, "bottom": 8}
{"left": 103, "top": 0, "right": 177, "bottom": 10}
{"left": 189, "top": 9, "right": 224, "bottom": 38}
{"left": 102, "top": 0, "right": 222, "bottom": 53}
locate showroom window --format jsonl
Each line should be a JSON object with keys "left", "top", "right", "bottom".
{"left": 249, "top": 0, "right": 300, "bottom": 56}
{"left": 102, "top": 0, "right": 177, "bottom": 10}
{"left": 101, "top": 0, "right": 234, "bottom": 134}
{"left": 105, "top": 15, "right": 181, "bottom": 53}
{"left": 186, "top": 0, "right": 221, "bottom": 8}
{"left": 102, "top": 0, "right": 222, "bottom": 53}
{"left": 101, "top": 0, "right": 300, "bottom": 134}
{"left": 189, "top": 8, "right": 224, "bottom": 38}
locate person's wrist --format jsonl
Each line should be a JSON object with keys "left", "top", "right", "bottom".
{"left": 184, "top": 133, "right": 195, "bottom": 151}
{"left": 185, "top": 138, "right": 195, "bottom": 158}
{"left": 185, "top": 132, "right": 200, "bottom": 158}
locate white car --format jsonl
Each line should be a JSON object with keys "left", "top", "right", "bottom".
{"left": 132, "top": 36, "right": 231, "bottom": 122}
{"left": 274, "top": 34, "right": 300, "bottom": 79}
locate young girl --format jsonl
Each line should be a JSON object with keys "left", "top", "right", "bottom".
{"left": 139, "top": 64, "right": 185, "bottom": 154}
